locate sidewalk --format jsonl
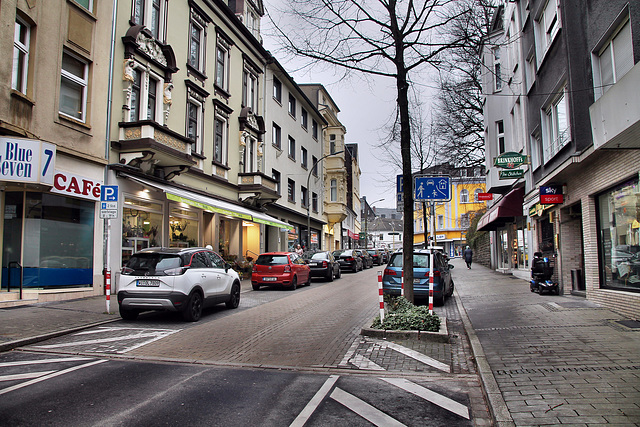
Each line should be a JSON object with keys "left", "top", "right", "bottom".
{"left": 451, "top": 258, "right": 640, "bottom": 426}
{"left": 0, "top": 279, "right": 255, "bottom": 352}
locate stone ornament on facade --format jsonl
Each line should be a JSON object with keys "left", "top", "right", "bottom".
{"left": 123, "top": 59, "right": 136, "bottom": 116}
{"left": 163, "top": 82, "right": 173, "bottom": 122}
{"left": 136, "top": 32, "right": 168, "bottom": 66}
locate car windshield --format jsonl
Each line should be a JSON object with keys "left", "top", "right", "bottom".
{"left": 388, "top": 253, "right": 430, "bottom": 268}
{"left": 308, "top": 253, "right": 327, "bottom": 260}
{"left": 125, "top": 253, "right": 183, "bottom": 275}
{"left": 332, "top": 250, "right": 348, "bottom": 257}
{"left": 256, "top": 255, "right": 289, "bottom": 265}
{"left": 367, "top": 250, "right": 376, "bottom": 255}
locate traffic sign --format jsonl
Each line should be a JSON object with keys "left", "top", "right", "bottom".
{"left": 100, "top": 185, "right": 119, "bottom": 219}
{"left": 414, "top": 175, "right": 451, "bottom": 201}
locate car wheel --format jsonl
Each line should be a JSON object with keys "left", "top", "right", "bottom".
{"left": 289, "top": 276, "right": 298, "bottom": 290}
{"left": 447, "top": 280, "right": 455, "bottom": 297}
{"left": 252, "top": 284, "right": 261, "bottom": 291}
{"left": 225, "top": 281, "right": 241, "bottom": 309}
{"left": 336, "top": 267, "right": 341, "bottom": 279}
{"left": 182, "top": 291, "right": 203, "bottom": 322}
{"left": 435, "top": 292, "right": 445, "bottom": 306}
{"left": 119, "top": 305, "right": 138, "bottom": 321}
{"left": 327, "top": 268, "right": 334, "bottom": 282}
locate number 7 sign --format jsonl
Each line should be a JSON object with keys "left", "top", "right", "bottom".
{"left": 40, "top": 142, "right": 56, "bottom": 185}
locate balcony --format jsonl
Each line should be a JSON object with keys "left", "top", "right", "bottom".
{"left": 238, "top": 172, "right": 280, "bottom": 208}
{"left": 590, "top": 62, "right": 640, "bottom": 150}
{"left": 324, "top": 200, "right": 347, "bottom": 227}
{"left": 114, "top": 121, "right": 196, "bottom": 180}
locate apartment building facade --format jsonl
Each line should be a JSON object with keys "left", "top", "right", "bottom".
{"left": 0, "top": 0, "right": 113, "bottom": 303}
{"left": 481, "top": 0, "right": 640, "bottom": 318}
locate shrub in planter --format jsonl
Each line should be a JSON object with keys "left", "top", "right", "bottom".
{"left": 370, "top": 296, "right": 440, "bottom": 332}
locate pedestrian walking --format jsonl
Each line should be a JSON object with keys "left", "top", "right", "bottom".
{"left": 463, "top": 245, "right": 473, "bottom": 269}
{"left": 295, "top": 244, "right": 304, "bottom": 256}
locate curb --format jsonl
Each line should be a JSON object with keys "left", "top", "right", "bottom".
{"left": 453, "top": 287, "right": 515, "bottom": 427}
{"left": 360, "top": 317, "right": 450, "bottom": 343}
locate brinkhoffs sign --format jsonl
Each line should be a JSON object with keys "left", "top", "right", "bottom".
{"left": 494, "top": 152, "right": 527, "bottom": 169}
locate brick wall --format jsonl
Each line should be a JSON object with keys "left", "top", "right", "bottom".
{"left": 473, "top": 232, "right": 491, "bottom": 267}
{"left": 559, "top": 208, "right": 583, "bottom": 294}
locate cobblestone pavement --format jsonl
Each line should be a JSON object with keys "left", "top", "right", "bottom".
{"left": 452, "top": 258, "right": 640, "bottom": 426}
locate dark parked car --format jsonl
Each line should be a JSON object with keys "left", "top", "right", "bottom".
{"left": 303, "top": 251, "right": 341, "bottom": 281}
{"left": 379, "top": 248, "right": 390, "bottom": 264}
{"left": 382, "top": 249, "right": 454, "bottom": 305}
{"left": 251, "top": 252, "right": 311, "bottom": 290}
{"left": 118, "top": 247, "right": 241, "bottom": 322}
{"left": 356, "top": 249, "right": 374, "bottom": 269}
{"left": 332, "top": 249, "right": 363, "bottom": 272}
{"left": 366, "top": 249, "right": 384, "bottom": 266}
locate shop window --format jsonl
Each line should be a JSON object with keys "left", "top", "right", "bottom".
{"left": 122, "top": 198, "right": 163, "bottom": 265}
{"left": 170, "top": 206, "right": 199, "bottom": 248}
{"left": 2, "top": 192, "right": 94, "bottom": 289}
{"left": 597, "top": 178, "right": 640, "bottom": 291}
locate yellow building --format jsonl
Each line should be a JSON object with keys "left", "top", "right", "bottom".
{"left": 413, "top": 166, "right": 486, "bottom": 257}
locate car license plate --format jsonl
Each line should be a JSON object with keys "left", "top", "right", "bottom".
{"left": 413, "top": 278, "right": 421, "bottom": 284}
{"left": 263, "top": 277, "right": 277, "bottom": 281}
{"left": 310, "top": 262, "right": 319, "bottom": 267}
{"left": 137, "top": 279, "right": 160, "bottom": 287}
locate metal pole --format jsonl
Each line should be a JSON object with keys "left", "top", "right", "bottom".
{"left": 429, "top": 201, "right": 435, "bottom": 315}
{"left": 307, "top": 150, "right": 344, "bottom": 251}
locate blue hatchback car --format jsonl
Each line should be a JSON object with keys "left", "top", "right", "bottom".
{"left": 382, "top": 249, "right": 454, "bottom": 305}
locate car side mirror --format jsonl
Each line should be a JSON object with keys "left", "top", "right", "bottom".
{"left": 449, "top": 264, "right": 454, "bottom": 269}
{"left": 225, "top": 262, "right": 231, "bottom": 272}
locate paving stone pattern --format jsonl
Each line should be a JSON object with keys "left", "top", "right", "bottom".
{"left": 452, "top": 258, "right": 640, "bottom": 426}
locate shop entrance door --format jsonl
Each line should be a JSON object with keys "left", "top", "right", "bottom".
{"left": 1, "top": 192, "right": 24, "bottom": 291}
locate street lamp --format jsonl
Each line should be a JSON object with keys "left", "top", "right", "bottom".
{"left": 306, "top": 150, "right": 344, "bottom": 250}
{"left": 364, "top": 197, "right": 384, "bottom": 248}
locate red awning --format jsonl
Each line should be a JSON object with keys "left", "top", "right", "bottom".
{"left": 476, "top": 187, "right": 525, "bottom": 231}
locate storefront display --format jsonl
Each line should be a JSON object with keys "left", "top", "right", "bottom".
{"left": 169, "top": 206, "right": 198, "bottom": 248}
{"left": 598, "top": 177, "right": 640, "bottom": 291}
{"left": 122, "top": 198, "right": 163, "bottom": 265}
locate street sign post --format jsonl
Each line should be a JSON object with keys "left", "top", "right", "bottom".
{"left": 413, "top": 175, "right": 451, "bottom": 201}
{"left": 396, "top": 175, "right": 404, "bottom": 212}
{"left": 100, "top": 185, "right": 119, "bottom": 219}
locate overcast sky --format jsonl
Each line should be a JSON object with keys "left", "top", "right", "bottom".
{"left": 261, "top": 10, "right": 410, "bottom": 211}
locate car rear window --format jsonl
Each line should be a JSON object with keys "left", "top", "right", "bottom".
{"left": 309, "top": 253, "right": 327, "bottom": 260}
{"left": 256, "top": 255, "right": 289, "bottom": 265}
{"left": 125, "top": 253, "right": 183, "bottom": 275}
{"left": 332, "top": 250, "right": 347, "bottom": 257}
{"left": 388, "top": 253, "right": 430, "bottom": 268}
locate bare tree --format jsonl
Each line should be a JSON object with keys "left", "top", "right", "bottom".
{"left": 432, "top": 0, "right": 497, "bottom": 167}
{"left": 268, "top": 0, "right": 468, "bottom": 302}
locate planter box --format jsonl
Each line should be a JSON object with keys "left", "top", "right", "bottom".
{"left": 360, "top": 317, "right": 449, "bottom": 343}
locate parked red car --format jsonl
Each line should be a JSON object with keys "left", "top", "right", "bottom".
{"left": 251, "top": 252, "right": 311, "bottom": 290}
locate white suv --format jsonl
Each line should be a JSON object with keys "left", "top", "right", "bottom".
{"left": 118, "top": 247, "right": 241, "bottom": 322}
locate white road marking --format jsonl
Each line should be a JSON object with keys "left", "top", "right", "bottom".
{"left": 382, "top": 341, "right": 450, "bottom": 372}
{"left": 349, "top": 354, "right": 385, "bottom": 371}
{"left": 74, "top": 327, "right": 178, "bottom": 335}
{"left": 0, "top": 371, "right": 56, "bottom": 382}
{"left": 0, "top": 357, "right": 91, "bottom": 367}
{"left": 290, "top": 375, "right": 339, "bottom": 427}
{"left": 330, "top": 387, "right": 406, "bottom": 427}
{"left": 32, "top": 332, "right": 167, "bottom": 349}
{"left": 0, "top": 360, "right": 106, "bottom": 396}
{"left": 381, "top": 377, "right": 470, "bottom": 419}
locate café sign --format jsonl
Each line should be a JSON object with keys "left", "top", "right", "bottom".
{"left": 494, "top": 152, "right": 527, "bottom": 169}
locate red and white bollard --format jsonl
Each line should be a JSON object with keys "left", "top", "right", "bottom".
{"left": 401, "top": 270, "right": 404, "bottom": 297}
{"left": 105, "top": 268, "right": 111, "bottom": 313}
{"left": 378, "top": 271, "right": 385, "bottom": 323}
{"left": 428, "top": 271, "right": 434, "bottom": 315}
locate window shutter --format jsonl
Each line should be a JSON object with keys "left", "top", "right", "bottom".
{"left": 613, "top": 20, "right": 634, "bottom": 82}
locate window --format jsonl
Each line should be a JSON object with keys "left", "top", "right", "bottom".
{"left": 272, "top": 169, "right": 281, "bottom": 195}
{"left": 243, "top": 137, "right": 257, "bottom": 173}
{"left": 215, "top": 44, "right": 228, "bottom": 90}
{"left": 330, "top": 134, "right": 336, "bottom": 154}
{"left": 312, "top": 120, "right": 318, "bottom": 139}
{"left": 534, "top": 0, "right": 560, "bottom": 64}
{"left": 460, "top": 189, "right": 469, "bottom": 203}
{"left": 594, "top": 18, "right": 633, "bottom": 99}
{"left": 493, "top": 47, "right": 502, "bottom": 91}
{"left": 301, "top": 186, "right": 308, "bottom": 208}
{"left": 243, "top": 67, "right": 258, "bottom": 110}
{"left": 273, "top": 78, "right": 282, "bottom": 102}
{"left": 438, "top": 215, "right": 444, "bottom": 230}
{"left": 542, "top": 89, "right": 569, "bottom": 162}
{"left": 288, "top": 179, "right": 295, "bottom": 203}
{"left": 530, "top": 132, "right": 542, "bottom": 170}
{"left": 474, "top": 188, "right": 483, "bottom": 202}
{"left": 272, "top": 123, "right": 281, "bottom": 149}
{"left": 74, "top": 0, "right": 93, "bottom": 12}
{"left": 301, "top": 146, "right": 308, "bottom": 169}
{"left": 525, "top": 52, "right": 536, "bottom": 90}
{"left": 133, "top": 0, "right": 166, "bottom": 40}
{"left": 288, "top": 94, "right": 296, "bottom": 118}
{"left": 187, "top": 100, "right": 203, "bottom": 153}
{"left": 330, "top": 179, "right": 337, "bottom": 202}
{"left": 288, "top": 136, "right": 295, "bottom": 160}
{"left": 59, "top": 51, "right": 88, "bottom": 122}
{"left": 496, "top": 120, "right": 505, "bottom": 154}
{"left": 460, "top": 213, "right": 470, "bottom": 229}
{"left": 312, "top": 192, "right": 318, "bottom": 212}
{"left": 12, "top": 17, "right": 30, "bottom": 94}
{"left": 301, "top": 109, "right": 308, "bottom": 129}
{"left": 312, "top": 156, "right": 318, "bottom": 176}
{"left": 214, "top": 117, "right": 226, "bottom": 164}
{"left": 188, "top": 18, "right": 205, "bottom": 72}
{"left": 127, "top": 63, "right": 162, "bottom": 123}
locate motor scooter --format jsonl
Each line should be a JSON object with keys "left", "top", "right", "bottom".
{"left": 530, "top": 252, "right": 559, "bottom": 295}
